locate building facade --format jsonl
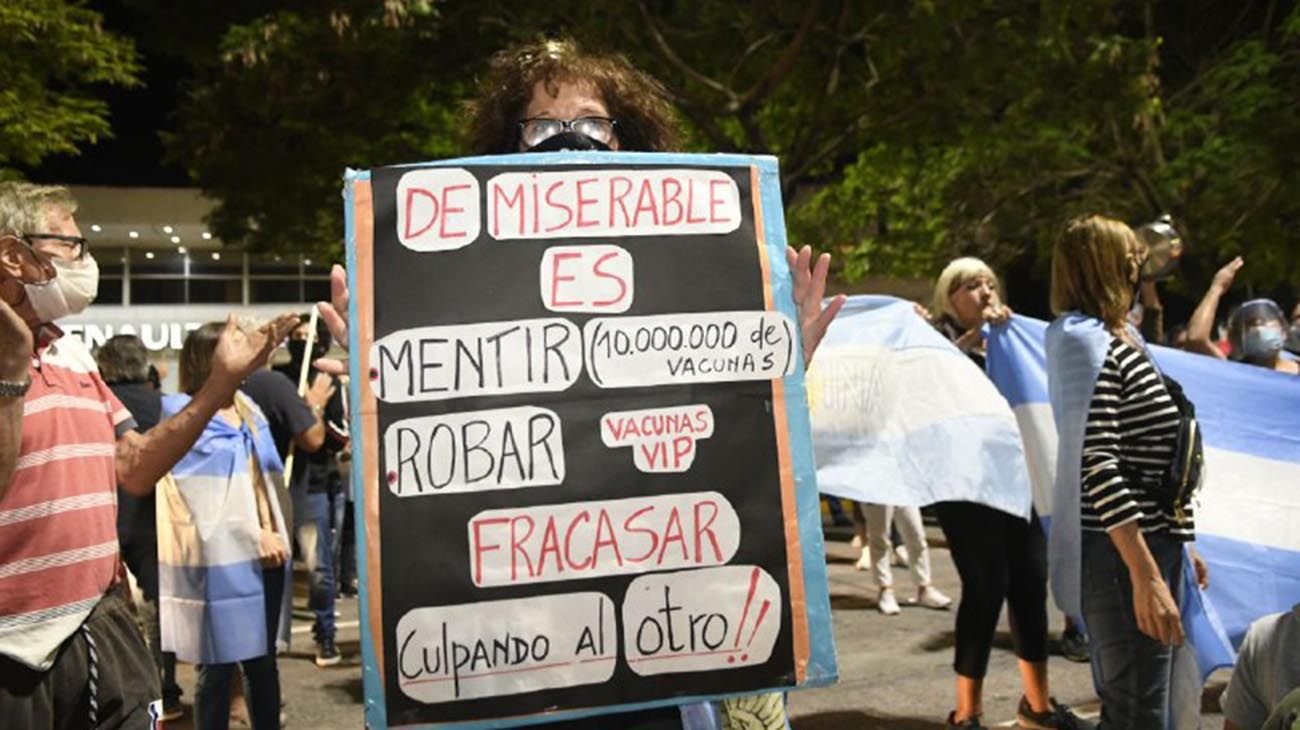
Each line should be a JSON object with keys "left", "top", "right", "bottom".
{"left": 65, "top": 186, "right": 331, "bottom": 390}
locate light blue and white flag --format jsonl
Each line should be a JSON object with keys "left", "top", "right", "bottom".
{"left": 808, "top": 295, "right": 1032, "bottom": 519}
{"left": 987, "top": 314, "right": 1300, "bottom": 677}
{"left": 157, "top": 392, "right": 292, "bottom": 665}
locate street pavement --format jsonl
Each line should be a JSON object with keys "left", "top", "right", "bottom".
{"left": 165, "top": 521, "right": 1230, "bottom": 728}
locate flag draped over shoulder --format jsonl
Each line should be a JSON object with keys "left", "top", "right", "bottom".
{"left": 157, "top": 391, "right": 291, "bottom": 665}
{"left": 808, "top": 295, "right": 1032, "bottom": 519}
{"left": 987, "top": 315, "right": 1300, "bottom": 678}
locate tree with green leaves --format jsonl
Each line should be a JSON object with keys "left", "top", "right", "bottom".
{"left": 791, "top": 1, "right": 1300, "bottom": 300}
{"left": 163, "top": 0, "right": 1300, "bottom": 308}
{"left": 167, "top": 1, "right": 909, "bottom": 256}
{"left": 0, "top": 0, "right": 140, "bottom": 172}
{"left": 165, "top": 1, "right": 471, "bottom": 256}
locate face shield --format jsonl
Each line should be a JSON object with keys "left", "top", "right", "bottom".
{"left": 1228, "top": 299, "right": 1287, "bottom": 360}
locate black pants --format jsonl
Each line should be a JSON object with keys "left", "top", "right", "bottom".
{"left": 120, "top": 537, "right": 181, "bottom": 706}
{"left": 934, "top": 501, "right": 1050, "bottom": 678}
{"left": 0, "top": 584, "right": 160, "bottom": 729}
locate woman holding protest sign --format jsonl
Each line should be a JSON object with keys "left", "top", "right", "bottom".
{"left": 928, "top": 257, "right": 1086, "bottom": 730}
{"left": 461, "top": 37, "right": 843, "bottom": 368}
{"left": 1047, "top": 215, "right": 1207, "bottom": 729}
{"left": 320, "top": 38, "right": 842, "bottom": 372}
{"left": 317, "top": 37, "right": 844, "bottom": 730}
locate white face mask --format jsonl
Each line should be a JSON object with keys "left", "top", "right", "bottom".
{"left": 24, "top": 253, "right": 99, "bottom": 323}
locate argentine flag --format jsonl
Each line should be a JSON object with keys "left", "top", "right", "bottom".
{"left": 987, "top": 315, "right": 1300, "bottom": 677}
{"left": 157, "top": 392, "right": 292, "bottom": 665}
{"left": 807, "top": 295, "right": 1033, "bottom": 519}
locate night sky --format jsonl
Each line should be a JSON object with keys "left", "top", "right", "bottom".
{"left": 26, "top": 1, "right": 213, "bottom": 187}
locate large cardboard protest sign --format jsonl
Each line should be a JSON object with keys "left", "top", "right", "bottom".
{"left": 344, "top": 152, "right": 836, "bottom": 728}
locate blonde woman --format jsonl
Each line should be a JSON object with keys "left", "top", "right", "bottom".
{"left": 1046, "top": 216, "right": 1206, "bottom": 728}
{"left": 932, "top": 257, "right": 1012, "bottom": 366}
{"left": 929, "top": 258, "right": 1084, "bottom": 729}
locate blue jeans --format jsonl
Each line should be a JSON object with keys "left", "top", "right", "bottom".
{"left": 194, "top": 567, "right": 283, "bottom": 730}
{"left": 1081, "top": 530, "right": 1184, "bottom": 729}
{"left": 329, "top": 489, "right": 348, "bottom": 588}
{"left": 293, "top": 489, "right": 336, "bottom": 642}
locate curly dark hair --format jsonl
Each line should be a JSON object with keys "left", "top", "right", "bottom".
{"left": 464, "top": 38, "right": 680, "bottom": 155}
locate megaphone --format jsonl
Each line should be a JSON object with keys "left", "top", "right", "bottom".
{"left": 1135, "top": 214, "right": 1184, "bottom": 281}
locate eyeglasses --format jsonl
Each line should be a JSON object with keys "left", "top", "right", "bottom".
{"left": 23, "top": 233, "right": 88, "bottom": 260}
{"left": 518, "top": 117, "right": 617, "bottom": 148}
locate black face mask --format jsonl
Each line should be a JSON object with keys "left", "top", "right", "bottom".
{"left": 525, "top": 131, "right": 611, "bottom": 153}
{"left": 287, "top": 339, "right": 327, "bottom": 368}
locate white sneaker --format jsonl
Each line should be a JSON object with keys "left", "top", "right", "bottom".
{"left": 877, "top": 588, "right": 901, "bottom": 615}
{"left": 854, "top": 547, "right": 871, "bottom": 571}
{"left": 891, "top": 545, "right": 909, "bottom": 567}
{"left": 916, "top": 585, "right": 953, "bottom": 610}
{"left": 850, "top": 535, "right": 864, "bottom": 549}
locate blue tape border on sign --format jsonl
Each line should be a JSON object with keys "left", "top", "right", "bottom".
{"left": 344, "top": 152, "right": 838, "bottom": 730}
{"left": 753, "top": 156, "right": 840, "bottom": 690}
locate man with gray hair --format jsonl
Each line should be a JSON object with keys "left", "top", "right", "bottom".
{"left": 96, "top": 333, "right": 152, "bottom": 387}
{"left": 0, "top": 181, "right": 299, "bottom": 727}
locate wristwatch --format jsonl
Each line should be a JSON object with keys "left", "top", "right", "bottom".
{"left": 0, "top": 377, "right": 31, "bottom": 397}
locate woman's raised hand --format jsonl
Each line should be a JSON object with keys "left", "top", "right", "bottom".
{"left": 314, "top": 265, "right": 350, "bottom": 376}
{"left": 787, "top": 245, "right": 846, "bottom": 366}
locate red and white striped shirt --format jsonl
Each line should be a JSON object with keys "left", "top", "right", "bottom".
{"left": 0, "top": 326, "right": 135, "bottom": 670}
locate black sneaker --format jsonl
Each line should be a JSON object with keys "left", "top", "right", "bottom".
{"left": 1016, "top": 697, "right": 1094, "bottom": 730}
{"left": 1058, "top": 627, "right": 1091, "bottom": 663}
{"left": 946, "top": 711, "right": 985, "bottom": 729}
{"left": 315, "top": 637, "right": 342, "bottom": 667}
{"left": 160, "top": 700, "right": 184, "bottom": 721}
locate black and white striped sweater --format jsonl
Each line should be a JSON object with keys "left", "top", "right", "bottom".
{"left": 1080, "top": 338, "right": 1195, "bottom": 540}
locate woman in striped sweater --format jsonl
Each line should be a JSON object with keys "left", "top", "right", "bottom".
{"left": 1047, "top": 215, "right": 1208, "bottom": 729}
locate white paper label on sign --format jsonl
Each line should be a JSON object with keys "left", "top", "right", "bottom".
{"left": 539, "top": 244, "right": 634, "bottom": 313}
{"left": 396, "top": 592, "right": 617, "bottom": 704}
{"left": 600, "top": 405, "right": 715, "bottom": 473}
{"left": 486, "top": 168, "right": 741, "bottom": 240}
{"left": 396, "top": 168, "right": 482, "bottom": 251}
{"left": 383, "top": 406, "right": 564, "bottom": 497}
{"left": 368, "top": 318, "right": 583, "bottom": 403}
{"left": 622, "top": 565, "right": 782, "bottom": 676}
{"left": 584, "top": 311, "right": 796, "bottom": 389}
{"left": 467, "top": 492, "right": 741, "bottom": 587}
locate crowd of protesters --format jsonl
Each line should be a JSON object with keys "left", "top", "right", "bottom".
{"left": 830, "top": 215, "right": 1299, "bottom": 729}
{"left": 2, "top": 35, "right": 1299, "bottom": 730}
{"left": 0, "top": 181, "right": 358, "bottom": 729}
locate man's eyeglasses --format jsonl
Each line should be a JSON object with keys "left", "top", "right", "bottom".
{"left": 518, "top": 117, "right": 616, "bottom": 148}
{"left": 22, "top": 233, "right": 88, "bottom": 260}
